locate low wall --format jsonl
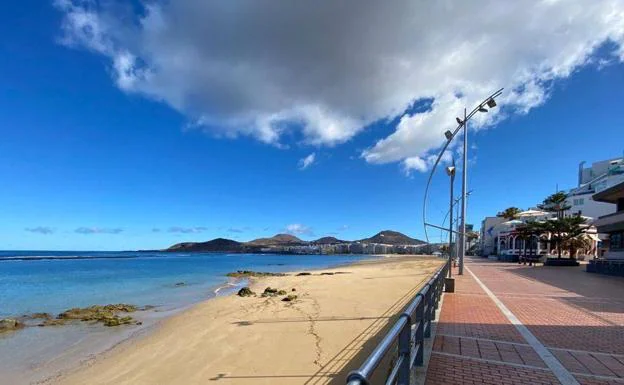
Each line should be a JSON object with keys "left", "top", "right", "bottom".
{"left": 587, "top": 259, "right": 624, "bottom": 276}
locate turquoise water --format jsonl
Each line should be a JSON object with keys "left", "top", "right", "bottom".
{"left": 0, "top": 251, "right": 376, "bottom": 384}
{"left": 0, "top": 251, "right": 373, "bottom": 318}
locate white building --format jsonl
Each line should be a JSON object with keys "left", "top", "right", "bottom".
{"left": 480, "top": 210, "right": 599, "bottom": 260}
{"left": 565, "top": 157, "right": 624, "bottom": 220}
{"left": 479, "top": 216, "right": 506, "bottom": 257}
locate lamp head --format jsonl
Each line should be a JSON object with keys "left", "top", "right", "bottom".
{"left": 446, "top": 166, "right": 456, "bottom": 177}
{"left": 444, "top": 130, "right": 453, "bottom": 140}
{"left": 486, "top": 98, "right": 497, "bottom": 108}
{"left": 455, "top": 117, "right": 463, "bottom": 125}
{"left": 478, "top": 106, "right": 488, "bottom": 113}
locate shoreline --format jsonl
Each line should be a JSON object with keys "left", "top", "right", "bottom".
{"left": 50, "top": 255, "right": 443, "bottom": 385}
{"left": 40, "top": 255, "right": 387, "bottom": 383}
{"left": 1, "top": 254, "right": 385, "bottom": 384}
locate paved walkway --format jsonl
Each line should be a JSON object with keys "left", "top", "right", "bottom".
{"left": 425, "top": 257, "right": 624, "bottom": 385}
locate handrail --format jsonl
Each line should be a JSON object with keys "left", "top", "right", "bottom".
{"left": 346, "top": 259, "right": 449, "bottom": 385}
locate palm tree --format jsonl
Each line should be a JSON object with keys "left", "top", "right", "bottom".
{"left": 561, "top": 235, "right": 593, "bottom": 259}
{"left": 539, "top": 215, "right": 587, "bottom": 258}
{"left": 538, "top": 192, "right": 571, "bottom": 219}
{"left": 498, "top": 207, "right": 522, "bottom": 220}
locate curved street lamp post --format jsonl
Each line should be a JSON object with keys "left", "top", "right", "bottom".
{"left": 423, "top": 88, "right": 503, "bottom": 275}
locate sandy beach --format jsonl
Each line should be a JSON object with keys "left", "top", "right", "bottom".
{"left": 52, "top": 256, "right": 443, "bottom": 385}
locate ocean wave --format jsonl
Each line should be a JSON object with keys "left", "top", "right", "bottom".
{"left": 213, "top": 281, "right": 243, "bottom": 296}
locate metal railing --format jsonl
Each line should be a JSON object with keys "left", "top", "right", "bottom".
{"left": 346, "top": 260, "right": 449, "bottom": 385}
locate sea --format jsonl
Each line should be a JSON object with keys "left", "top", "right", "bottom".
{"left": 0, "top": 250, "right": 376, "bottom": 384}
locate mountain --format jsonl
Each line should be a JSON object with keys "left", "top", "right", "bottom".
{"left": 166, "top": 238, "right": 242, "bottom": 252}
{"left": 311, "top": 236, "right": 347, "bottom": 245}
{"left": 245, "top": 233, "right": 307, "bottom": 246}
{"left": 163, "top": 230, "right": 425, "bottom": 253}
{"left": 358, "top": 230, "right": 425, "bottom": 245}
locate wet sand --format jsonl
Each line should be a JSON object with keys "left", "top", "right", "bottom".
{"left": 53, "top": 256, "right": 443, "bottom": 385}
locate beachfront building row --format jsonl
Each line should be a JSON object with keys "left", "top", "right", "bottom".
{"left": 259, "top": 242, "right": 428, "bottom": 255}
{"left": 480, "top": 210, "right": 599, "bottom": 260}
{"left": 480, "top": 155, "right": 623, "bottom": 259}
{"left": 565, "top": 157, "right": 624, "bottom": 219}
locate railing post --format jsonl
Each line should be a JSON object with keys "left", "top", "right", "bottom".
{"left": 428, "top": 284, "right": 436, "bottom": 321}
{"left": 424, "top": 285, "right": 432, "bottom": 338}
{"left": 433, "top": 274, "right": 440, "bottom": 310}
{"left": 414, "top": 293, "right": 425, "bottom": 366}
{"left": 397, "top": 315, "right": 411, "bottom": 385}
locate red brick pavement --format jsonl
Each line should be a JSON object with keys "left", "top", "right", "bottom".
{"left": 468, "top": 261, "right": 624, "bottom": 355}
{"left": 426, "top": 353, "right": 560, "bottom": 385}
{"left": 425, "top": 258, "right": 624, "bottom": 385}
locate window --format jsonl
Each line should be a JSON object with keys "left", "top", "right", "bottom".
{"left": 611, "top": 232, "right": 624, "bottom": 251}
{"left": 573, "top": 198, "right": 585, "bottom": 206}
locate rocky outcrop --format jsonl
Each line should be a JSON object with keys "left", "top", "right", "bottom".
{"left": 0, "top": 318, "right": 24, "bottom": 333}
{"left": 57, "top": 304, "right": 139, "bottom": 326}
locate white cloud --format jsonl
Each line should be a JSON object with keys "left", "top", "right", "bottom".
{"left": 285, "top": 223, "right": 314, "bottom": 236}
{"left": 167, "top": 226, "right": 207, "bottom": 234}
{"left": 25, "top": 226, "right": 55, "bottom": 235}
{"left": 55, "top": 1, "right": 624, "bottom": 168}
{"left": 75, "top": 227, "right": 123, "bottom": 234}
{"left": 298, "top": 152, "right": 316, "bottom": 170}
{"left": 402, "top": 150, "right": 454, "bottom": 175}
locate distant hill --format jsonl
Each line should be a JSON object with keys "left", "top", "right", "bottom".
{"left": 166, "top": 238, "right": 242, "bottom": 252}
{"left": 359, "top": 230, "right": 425, "bottom": 245}
{"left": 311, "top": 236, "right": 347, "bottom": 245}
{"left": 245, "top": 233, "right": 307, "bottom": 247}
{"left": 163, "top": 230, "right": 425, "bottom": 252}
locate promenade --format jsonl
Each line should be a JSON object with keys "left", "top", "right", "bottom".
{"left": 425, "top": 257, "right": 624, "bottom": 385}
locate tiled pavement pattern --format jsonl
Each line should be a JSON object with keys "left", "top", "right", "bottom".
{"left": 425, "top": 258, "right": 624, "bottom": 385}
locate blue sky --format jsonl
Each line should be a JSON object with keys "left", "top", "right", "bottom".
{"left": 1, "top": 1, "right": 624, "bottom": 250}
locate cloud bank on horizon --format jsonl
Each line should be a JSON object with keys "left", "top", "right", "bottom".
{"left": 55, "top": 0, "right": 624, "bottom": 172}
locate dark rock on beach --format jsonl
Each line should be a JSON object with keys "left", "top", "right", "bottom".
{"left": 296, "top": 272, "right": 311, "bottom": 276}
{"left": 282, "top": 295, "right": 298, "bottom": 302}
{"left": 237, "top": 287, "right": 255, "bottom": 297}
{"left": 261, "top": 287, "right": 287, "bottom": 297}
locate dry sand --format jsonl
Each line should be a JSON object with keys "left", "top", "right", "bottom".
{"left": 53, "top": 256, "right": 443, "bottom": 385}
